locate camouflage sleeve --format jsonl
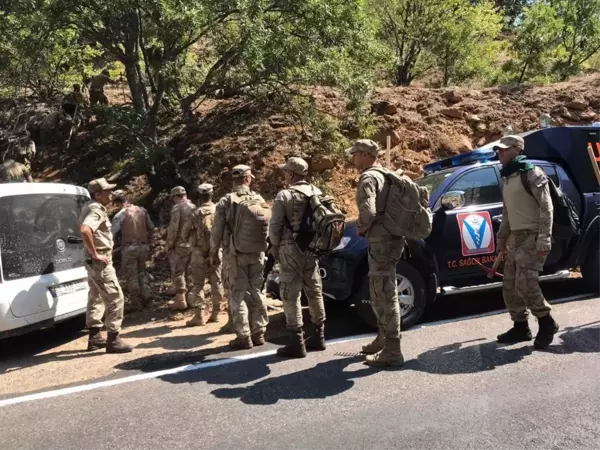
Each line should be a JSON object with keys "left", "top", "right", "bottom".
{"left": 143, "top": 208, "right": 155, "bottom": 231}
{"left": 269, "top": 190, "right": 288, "bottom": 247}
{"left": 111, "top": 209, "right": 125, "bottom": 239}
{"left": 529, "top": 168, "right": 553, "bottom": 251}
{"left": 180, "top": 209, "right": 194, "bottom": 246}
{"left": 202, "top": 213, "right": 213, "bottom": 253}
{"left": 165, "top": 205, "right": 180, "bottom": 251}
{"left": 496, "top": 205, "right": 510, "bottom": 251}
{"left": 356, "top": 174, "right": 378, "bottom": 232}
{"left": 210, "top": 196, "right": 228, "bottom": 256}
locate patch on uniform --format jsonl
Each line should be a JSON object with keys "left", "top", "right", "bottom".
{"left": 456, "top": 211, "right": 495, "bottom": 256}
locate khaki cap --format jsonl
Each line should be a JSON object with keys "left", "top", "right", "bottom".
{"left": 231, "top": 164, "right": 255, "bottom": 179}
{"left": 345, "top": 139, "right": 380, "bottom": 156}
{"left": 88, "top": 177, "right": 116, "bottom": 194}
{"left": 494, "top": 135, "right": 525, "bottom": 151}
{"left": 197, "top": 183, "right": 214, "bottom": 194}
{"left": 170, "top": 186, "right": 186, "bottom": 196}
{"left": 112, "top": 189, "right": 127, "bottom": 200}
{"left": 278, "top": 157, "right": 308, "bottom": 176}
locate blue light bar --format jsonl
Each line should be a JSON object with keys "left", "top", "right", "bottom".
{"left": 423, "top": 148, "right": 497, "bottom": 175}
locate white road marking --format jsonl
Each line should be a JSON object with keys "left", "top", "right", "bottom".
{"left": 0, "top": 293, "right": 595, "bottom": 408}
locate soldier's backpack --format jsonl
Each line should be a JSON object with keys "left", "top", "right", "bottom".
{"left": 519, "top": 170, "right": 580, "bottom": 240}
{"left": 288, "top": 186, "right": 346, "bottom": 255}
{"left": 365, "top": 167, "right": 433, "bottom": 240}
{"left": 228, "top": 192, "right": 271, "bottom": 253}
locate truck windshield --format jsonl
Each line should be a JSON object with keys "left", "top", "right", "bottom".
{"left": 0, "top": 193, "right": 88, "bottom": 281}
{"left": 415, "top": 168, "right": 458, "bottom": 195}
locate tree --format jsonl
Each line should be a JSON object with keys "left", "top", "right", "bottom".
{"left": 510, "top": 1, "right": 562, "bottom": 83}
{"left": 428, "top": 0, "right": 503, "bottom": 86}
{"left": 551, "top": 0, "right": 600, "bottom": 80}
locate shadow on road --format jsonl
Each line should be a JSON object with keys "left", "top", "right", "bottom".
{"left": 210, "top": 356, "right": 375, "bottom": 405}
{"left": 549, "top": 322, "right": 600, "bottom": 354}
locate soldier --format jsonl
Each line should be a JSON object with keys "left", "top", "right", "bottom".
{"left": 495, "top": 135, "right": 558, "bottom": 349}
{"left": 79, "top": 178, "right": 132, "bottom": 353}
{"left": 89, "top": 69, "right": 112, "bottom": 106}
{"left": 166, "top": 186, "right": 195, "bottom": 311}
{"left": 111, "top": 190, "right": 155, "bottom": 312}
{"left": 0, "top": 157, "right": 33, "bottom": 183}
{"left": 12, "top": 132, "right": 36, "bottom": 171}
{"left": 269, "top": 157, "right": 326, "bottom": 358}
{"left": 181, "top": 183, "right": 225, "bottom": 327}
{"left": 62, "top": 83, "right": 87, "bottom": 117}
{"left": 210, "top": 165, "right": 269, "bottom": 349}
{"left": 347, "top": 139, "right": 404, "bottom": 367}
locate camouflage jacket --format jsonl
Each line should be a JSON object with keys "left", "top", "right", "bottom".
{"left": 166, "top": 199, "right": 195, "bottom": 251}
{"left": 356, "top": 163, "right": 392, "bottom": 242}
{"left": 181, "top": 202, "right": 215, "bottom": 254}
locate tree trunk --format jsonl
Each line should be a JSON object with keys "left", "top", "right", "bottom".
{"left": 518, "top": 61, "right": 528, "bottom": 84}
{"left": 147, "top": 73, "right": 166, "bottom": 141}
{"left": 123, "top": 60, "right": 147, "bottom": 114}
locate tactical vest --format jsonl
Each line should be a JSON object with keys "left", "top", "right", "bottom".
{"left": 192, "top": 203, "right": 215, "bottom": 252}
{"left": 121, "top": 205, "right": 149, "bottom": 246}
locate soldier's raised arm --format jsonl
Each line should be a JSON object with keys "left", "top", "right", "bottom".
{"left": 165, "top": 205, "right": 180, "bottom": 252}
{"left": 529, "top": 168, "right": 553, "bottom": 252}
{"left": 356, "top": 174, "right": 378, "bottom": 235}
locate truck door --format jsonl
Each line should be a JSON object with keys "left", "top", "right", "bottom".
{"left": 433, "top": 165, "right": 504, "bottom": 284}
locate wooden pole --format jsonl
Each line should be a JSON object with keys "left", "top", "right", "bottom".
{"left": 386, "top": 135, "right": 391, "bottom": 169}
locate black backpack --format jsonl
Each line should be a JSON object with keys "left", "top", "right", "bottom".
{"left": 520, "top": 170, "right": 580, "bottom": 240}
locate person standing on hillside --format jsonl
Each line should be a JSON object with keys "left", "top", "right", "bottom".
{"left": 269, "top": 157, "right": 326, "bottom": 358}
{"left": 210, "top": 165, "right": 269, "bottom": 350}
{"left": 62, "top": 83, "right": 87, "bottom": 118}
{"left": 495, "top": 135, "right": 558, "bottom": 349}
{"left": 166, "top": 186, "right": 195, "bottom": 311}
{"left": 181, "top": 183, "right": 225, "bottom": 326}
{"left": 89, "top": 69, "right": 113, "bottom": 106}
{"left": 111, "top": 190, "right": 155, "bottom": 312}
{"left": 79, "top": 178, "right": 132, "bottom": 353}
{"left": 347, "top": 139, "right": 405, "bottom": 367}
{"left": 0, "top": 156, "right": 33, "bottom": 183}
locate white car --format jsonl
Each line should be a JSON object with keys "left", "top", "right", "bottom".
{"left": 0, "top": 182, "right": 90, "bottom": 338}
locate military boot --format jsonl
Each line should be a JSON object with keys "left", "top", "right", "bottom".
{"left": 534, "top": 314, "right": 559, "bottom": 350}
{"left": 305, "top": 323, "right": 326, "bottom": 351}
{"left": 361, "top": 332, "right": 384, "bottom": 355}
{"left": 106, "top": 332, "right": 133, "bottom": 353}
{"left": 87, "top": 327, "right": 107, "bottom": 351}
{"left": 251, "top": 332, "right": 265, "bottom": 346}
{"left": 497, "top": 321, "right": 532, "bottom": 344}
{"left": 365, "top": 338, "right": 404, "bottom": 367}
{"left": 186, "top": 309, "right": 206, "bottom": 327}
{"left": 167, "top": 293, "right": 188, "bottom": 311}
{"left": 208, "top": 304, "right": 220, "bottom": 323}
{"left": 229, "top": 335, "right": 253, "bottom": 350}
{"left": 276, "top": 330, "right": 307, "bottom": 358}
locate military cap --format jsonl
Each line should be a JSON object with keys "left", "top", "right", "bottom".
{"left": 345, "top": 139, "right": 380, "bottom": 156}
{"left": 197, "top": 183, "right": 214, "bottom": 194}
{"left": 494, "top": 135, "right": 525, "bottom": 151}
{"left": 231, "top": 164, "right": 255, "bottom": 179}
{"left": 278, "top": 157, "right": 309, "bottom": 176}
{"left": 88, "top": 177, "right": 116, "bottom": 194}
{"left": 170, "top": 186, "right": 186, "bottom": 196}
{"left": 112, "top": 189, "right": 127, "bottom": 200}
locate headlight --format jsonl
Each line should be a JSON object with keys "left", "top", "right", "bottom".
{"left": 333, "top": 236, "right": 351, "bottom": 251}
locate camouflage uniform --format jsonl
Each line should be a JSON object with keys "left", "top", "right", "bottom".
{"left": 79, "top": 199, "right": 125, "bottom": 333}
{"left": 211, "top": 168, "right": 268, "bottom": 346}
{"left": 166, "top": 194, "right": 195, "bottom": 297}
{"left": 182, "top": 186, "right": 224, "bottom": 324}
{"left": 0, "top": 159, "right": 32, "bottom": 183}
{"left": 112, "top": 203, "right": 155, "bottom": 309}
{"left": 349, "top": 139, "right": 404, "bottom": 366}
{"left": 497, "top": 167, "right": 553, "bottom": 321}
{"left": 495, "top": 135, "right": 557, "bottom": 349}
{"left": 89, "top": 72, "right": 111, "bottom": 106}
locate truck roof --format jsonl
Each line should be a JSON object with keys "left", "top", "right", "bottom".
{"left": 424, "top": 126, "right": 600, "bottom": 193}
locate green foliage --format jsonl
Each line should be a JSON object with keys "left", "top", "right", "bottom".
{"left": 427, "top": 0, "right": 504, "bottom": 86}
{"left": 506, "top": 1, "right": 562, "bottom": 83}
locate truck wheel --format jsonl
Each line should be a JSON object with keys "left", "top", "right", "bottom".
{"left": 581, "top": 236, "right": 599, "bottom": 293}
{"left": 354, "top": 261, "right": 427, "bottom": 330}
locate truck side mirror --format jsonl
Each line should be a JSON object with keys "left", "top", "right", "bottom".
{"left": 441, "top": 190, "right": 466, "bottom": 210}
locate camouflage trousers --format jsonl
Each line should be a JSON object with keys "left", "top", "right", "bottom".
{"left": 121, "top": 244, "right": 151, "bottom": 303}
{"left": 85, "top": 258, "right": 125, "bottom": 333}
{"left": 230, "top": 252, "right": 268, "bottom": 338}
{"left": 279, "top": 243, "right": 325, "bottom": 331}
{"left": 188, "top": 247, "right": 224, "bottom": 312}
{"left": 367, "top": 238, "right": 404, "bottom": 340}
{"left": 169, "top": 246, "right": 192, "bottom": 293}
{"left": 502, "top": 231, "right": 552, "bottom": 322}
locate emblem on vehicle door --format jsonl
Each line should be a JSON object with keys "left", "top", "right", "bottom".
{"left": 56, "top": 238, "right": 66, "bottom": 252}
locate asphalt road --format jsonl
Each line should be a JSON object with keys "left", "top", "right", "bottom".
{"left": 1, "top": 296, "right": 598, "bottom": 450}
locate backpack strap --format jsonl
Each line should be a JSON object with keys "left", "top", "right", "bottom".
{"left": 520, "top": 171, "right": 534, "bottom": 198}
{"left": 285, "top": 185, "right": 315, "bottom": 233}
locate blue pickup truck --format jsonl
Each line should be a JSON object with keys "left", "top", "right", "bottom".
{"left": 268, "top": 126, "right": 600, "bottom": 328}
